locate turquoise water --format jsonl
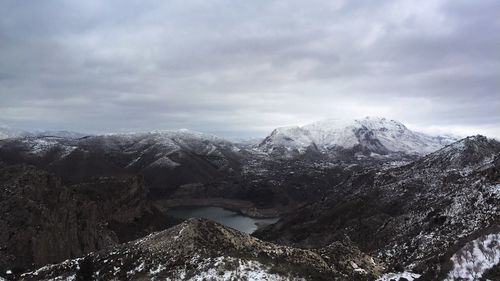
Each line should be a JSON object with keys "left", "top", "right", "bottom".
{"left": 167, "top": 206, "right": 279, "bottom": 234}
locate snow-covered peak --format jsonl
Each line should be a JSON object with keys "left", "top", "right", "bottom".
{"left": 357, "top": 116, "right": 408, "bottom": 131}
{"left": 306, "top": 116, "right": 406, "bottom": 132}
{"left": 268, "top": 126, "right": 314, "bottom": 147}
{"left": 259, "top": 117, "right": 458, "bottom": 157}
{"left": 0, "top": 125, "right": 28, "bottom": 140}
{"left": 259, "top": 126, "right": 315, "bottom": 156}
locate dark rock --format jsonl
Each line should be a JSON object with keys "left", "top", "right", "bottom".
{"left": 0, "top": 163, "right": 179, "bottom": 277}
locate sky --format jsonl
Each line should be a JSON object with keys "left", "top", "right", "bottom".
{"left": 0, "top": 0, "right": 499, "bottom": 139}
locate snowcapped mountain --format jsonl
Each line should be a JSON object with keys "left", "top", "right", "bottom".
{"left": 0, "top": 129, "right": 245, "bottom": 198}
{"left": 259, "top": 117, "right": 458, "bottom": 157}
{"left": 0, "top": 125, "right": 28, "bottom": 140}
{"left": 0, "top": 125, "right": 87, "bottom": 140}
{"left": 31, "top": 130, "right": 88, "bottom": 139}
{"left": 106, "top": 129, "right": 241, "bottom": 164}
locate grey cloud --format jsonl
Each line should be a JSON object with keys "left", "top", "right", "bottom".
{"left": 0, "top": 0, "right": 498, "bottom": 138}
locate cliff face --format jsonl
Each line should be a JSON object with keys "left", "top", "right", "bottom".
{"left": 0, "top": 163, "right": 178, "bottom": 276}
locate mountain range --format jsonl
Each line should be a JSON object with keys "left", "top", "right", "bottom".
{"left": 0, "top": 117, "right": 498, "bottom": 281}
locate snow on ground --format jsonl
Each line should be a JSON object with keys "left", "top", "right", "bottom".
{"left": 445, "top": 233, "right": 500, "bottom": 281}
{"left": 376, "top": 271, "right": 421, "bottom": 281}
{"left": 163, "top": 256, "right": 305, "bottom": 281}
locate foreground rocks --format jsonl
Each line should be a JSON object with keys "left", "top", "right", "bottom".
{"left": 20, "top": 218, "right": 383, "bottom": 281}
{"left": 0, "top": 163, "right": 179, "bottom": 278}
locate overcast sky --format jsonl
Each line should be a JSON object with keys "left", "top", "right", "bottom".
{"left": 0, "top": 0, "right": 499, "bottom": 139}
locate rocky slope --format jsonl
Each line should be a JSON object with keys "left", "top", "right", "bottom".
{"left": 19, "top": 218, "right": 384, "bottom": 281}
{"left": 255, "top": 135, "right": 500, "bottom": 279}
{"left": 0, "top": 163, "right": 179, "bottom": 278}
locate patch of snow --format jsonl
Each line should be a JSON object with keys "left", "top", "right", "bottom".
{"left": 149, "top": 264, "right": 166, "bottom": 275}
{"left": 165, "top": 256, "right": 304, "bottom": 281}
{"left": 172, "top": 224, "right": 187, "bottom": 240}
{"left": 445, "top": 233, "right": 500, "bottom": 281}
{"left": 350, "top": 261, "right": 367, "bottom": 274}
{"left": 127, "top": 261, "right": 146, "bottom": 276}
{"left": 490, "top": 184, "right": 500, "bottom": 195}
{"left": 376, "top": 271, "right": 421, "bottom": 281}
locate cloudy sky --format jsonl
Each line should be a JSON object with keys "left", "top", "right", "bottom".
{"left": 0, "top": 0, "right": 499, "bottom": 138}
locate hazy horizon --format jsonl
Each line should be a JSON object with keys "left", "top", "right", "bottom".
{"left": 0, "top": 116, "right": 483, "bottom": 141}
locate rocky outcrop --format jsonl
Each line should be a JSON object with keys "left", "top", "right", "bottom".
{"left": 0, "top": 163, "right": 179, "bottom": 278}
{"left": 20, "top": 218, "right": 383, "bottom": 281}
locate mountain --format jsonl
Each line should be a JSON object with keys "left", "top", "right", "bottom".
{"left": 0, "top": 129, "right": 243, "bottom": 195}
{"left": 19, "top": 218, "right": 384, "bottom": 281}
{"left": 255, "top": 135, "right": 500, "bottom": 280}
{"left": 413, "top": 135, "right": 500, "bottom": 170}
{"left": 31, "top": 130, "right": 89, "bottom": 139}
{"left": 259, "top": 117, "right": 457, "bottom": 158}
{"left": 0, "top": 125, "right": 28, "bottom": 140}
{"left": 0, "top": 125, "right": 87, "bottom": 140}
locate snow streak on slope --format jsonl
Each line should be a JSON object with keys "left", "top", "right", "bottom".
{"left": 376, "top": 271, "right": 421, "bottom": 281}
{"left": 445, "top": 233, "right": 500, "bottom": 281}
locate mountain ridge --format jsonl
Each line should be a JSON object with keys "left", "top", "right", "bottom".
{"left": 259, "top": 117, "right": 459, "bottom": 158}
{"left": 19, "top": 218, "right": 384, "bottom": 281}
{"left": 255, "top": 134, "right": 500, "bottom": 279}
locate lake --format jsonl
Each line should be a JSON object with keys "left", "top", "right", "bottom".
{"left": 166, "top": 206, "right": 279, "bottom": 234}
